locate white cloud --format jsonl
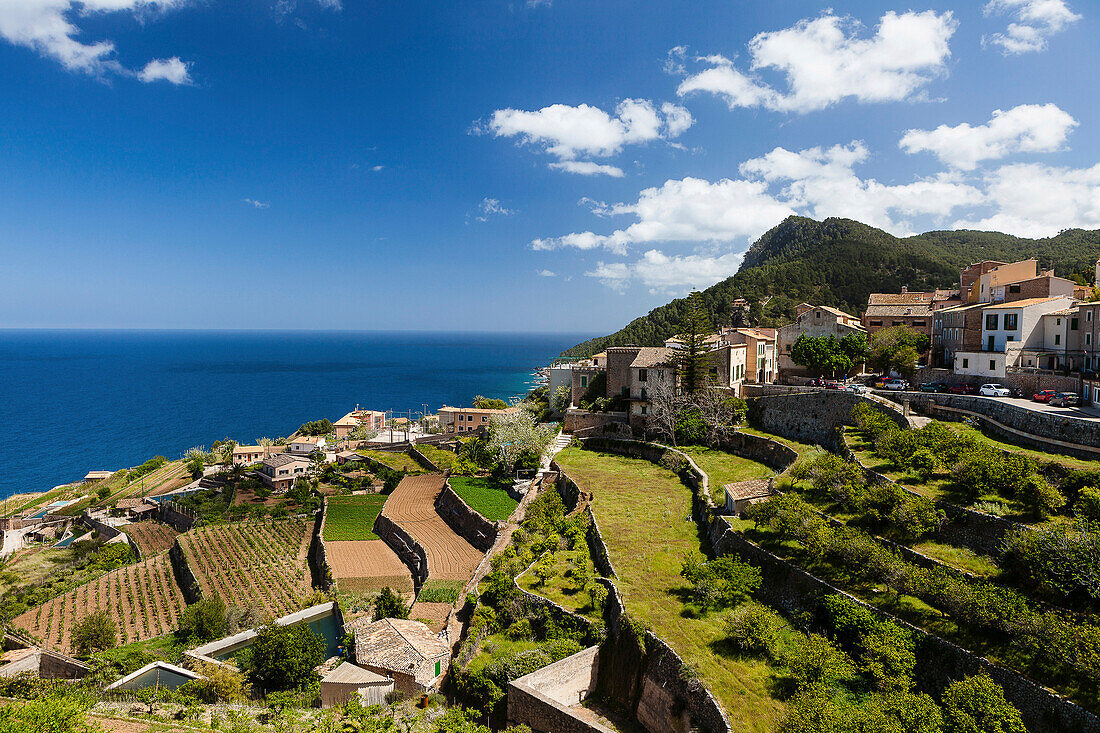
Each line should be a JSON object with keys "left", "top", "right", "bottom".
{"left": 587, "top": 249, "right": 745, "bottom": 293}
{"left": 739, "top": 141, "right": 985, "bottom": 233}
{"left": 954, "top": 162, "right": 1100, "bottom": 236}
{"left": 371, "top": 165, "right": 384, "bottom": 172}
{"left": 536, "top": 269, "right": 556, "bottom": 277}
{"left": 983, "top": 0, "right": 1080, "bottom": 54}
{"left": 548, "top": 161, "right": 624, "bottom": 177}
{"left": 900, "top": 103, "right": 1078, "bottom": 170}
{"left": 485, "top": 98, "right": 692, "bottom": 174}
{"left": 0, "top": 0, "right": 192, "bottom": 80}
{"left": 243, "top": 198, "right": 269, "bottom": 209}
{"left": 138, "top": 56, "right": 190, "bottom": 84}
{"left": 475, "top": 197, "right": 515, "bottom": 222}
{"left": 530, "top": 177, "right": 795, "bottom": 255}
{"left": 676, "top": 10, "right": 957, "bottom": 113}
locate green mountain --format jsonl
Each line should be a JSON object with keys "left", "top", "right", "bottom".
{"left": 561, "top": 216, "right": 1100, "bottom": 358}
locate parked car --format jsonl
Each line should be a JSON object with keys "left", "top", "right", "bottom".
{"left": 844, "top": 384, "right": 870, "bottom": 394}
{"left": 882, "top": 378, "right": 909, "bottom": 391}
{"left": 948, "top": 383, "right": 978, "bottom": 395}
{"left": 919, "top": 382, "right": 950, "bottom": 393}
{"left": 1033, "top": 389, "right": 1058, "bottom": 403}
{"left": 824, "top": 380, "right": 842, "bottom": 390}
{"left": 979, "top": 384, "right": 1011, "bottom": 397}
{"left": 864, "top": 375, "right": 884, "bottom": 387}
{"left": 1050, "top": 392, "right": 1080, "bottom": 407}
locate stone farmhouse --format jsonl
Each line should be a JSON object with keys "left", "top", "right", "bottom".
{"left": 777, "top": 303, "right": 866, "bottom": 379}
{"left": 346, "top": 617, "right": 451, "bottom": 695}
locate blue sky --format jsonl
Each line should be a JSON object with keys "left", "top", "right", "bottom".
{"left": 0, "top": 0, "right": 1096, "bottom": 333}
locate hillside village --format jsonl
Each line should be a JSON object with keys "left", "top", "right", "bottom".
{"left": 5, "top": 258, "right": 1100, "bottom": 733}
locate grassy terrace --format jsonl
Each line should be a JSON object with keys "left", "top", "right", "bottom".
{"left": 324, "top": 494, "right": 387, "bottom": 540}
{"left": 415, "top": 444, "right": 459, "bottom": 472}
{"left": 517, "top": 548, "right": 602, "bottom": 623}
{"left": 677, "top": 445, "right": 773, "bottom": 506}
{"left": 448, "top": 476, "right": 518, "bottom": 521}
{"left": 555, "top": 447, "right": 785, "bottom": 733}
{"left": 736, "top": 426, "right": 822, "bottom": 458}
{"left": 356, "top": 449, "right": 424, "bottom": 474}
{"left": 951, "top": 422, "right": 1100, "bottom": 472}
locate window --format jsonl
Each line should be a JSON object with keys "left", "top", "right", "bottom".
{"left": 1009, "top": 284, "right": 1021, "bottom": 294}
{"left": 640, "top": 405, "right": 647, "bottom": 415}
{"left": 435, "top": 661, "right": 441, "bottom": 676}
{"left": 962, "top": 358, "right": 969, "bottom": 369}
{"left": 870, "top": 320, "right": 883, "bottom": 326}
{"left": 1088, "top": 311, "right": 1094, "bottom": 322}
{"left": 638, "top": 368, "right": 648, "bottom": 382}
{"left": 1004, "top": 314, "right": 1018, "bottom": 331}
{"left": 1072, "top": 318, "right": 1080, "bottom": 330}
{"left": 815, "top": 310, "right": 821, "bottom": 319}
{"left": 990, "top": 360, "right": 997, "bottom": 371}
{"left": 581, "top": 375, "right": 588, "bottom": 388}
{"left": 986, "top": 313, "right": 999, "bottom": 330}
{"left": 892, "top": 321, "right": 903, "bottom": 326}
{"left": 482, "top": 416, "right": 488, "bottom": 422}
{"left": 1055, "top": 334, "right": 1061, "bottom": 345}
{"left": 912, "top": 320, "right": 926, "bottom": 327}
{"left": 621, "top": 386, "right": 629, "bottom": 397}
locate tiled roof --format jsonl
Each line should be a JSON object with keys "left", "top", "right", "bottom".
{"left": 264, "top": 453, "right": 301, "bottom": 468}
{"left": 863, "top": 303, "right": 933, "bottom": 318}
{"left": 983, "top": 296, "right": 1070, "bottom": 309}
{"left": 629, "top": 347, "right": 676, "bottom": 368}
{"left": 350, "top": 618, "right": 449, "bottom": 674}
{"left": 867, "top": 292, "right": 934, "bottom": 305}
{"left": 816, "top": 305, "right": 861, "bottom": 320}
{"left": 115, "top": 498, "right": 147, "bottom": 510}
{"left": 723, "top": 479, "right": 774, "bottom": 502}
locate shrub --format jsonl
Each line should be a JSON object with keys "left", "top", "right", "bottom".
{"left": 1075, "top": 486, "right": 1100, "bottom": 520}
{"left": 941, "top": 674, "right": 1026, "bottom": 733}
{"left": 176, "top": 597, "right": 227, "bottom": 643}
{"left": 246, "top": 623, "right": 325, "bottom": 692}
{"left": 374, "top": 586, "right": 410, "bottom": 620}
{"left": 72, "top": 610, "right": 116, "bottom": 656}
{"left": 908, "top": 448, "right": 938, "bottom": 481}
{"left": 783, "top": 633, "right": 853, "bottom": 690}
{"left": 1002, "top": 522, "right": 1100, "bottom": 602}
{"left": 723, "top": 602, "right": 782, "bottom": 654}
{"left": 680, "top": 555, "right": 761, "bottom": 613}
{"left": 851, "top": 403, "right": 899, "bottom": 440}
{"left": 1017, "top": 473, "right": 1066, "bottom": 519}
{"left": 587, "top": 583, "right": 608, "bottom": 613}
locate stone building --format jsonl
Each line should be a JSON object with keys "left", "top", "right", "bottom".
{"left": 348, "top": 617, "right": 450, "bottom": 694}
{"left": 777, "top": 304, "right": 866, "bottom": 378}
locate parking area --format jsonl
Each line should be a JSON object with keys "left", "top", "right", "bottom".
{"left": 998, "top": 396, "right": 1100, "bottom": 421}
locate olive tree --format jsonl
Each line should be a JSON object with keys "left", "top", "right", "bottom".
{"left": 488, "top": 409, "right": 555, "bottom": 471}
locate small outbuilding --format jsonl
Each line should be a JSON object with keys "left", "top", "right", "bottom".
{"left": 320, "top": 661, "right": 394, "bottom": 707}
{"left": 349, "top": 617, "right": 450, "bottom": 694}
{"left": 723, "top": 478, "right": 775, "bottom": 516}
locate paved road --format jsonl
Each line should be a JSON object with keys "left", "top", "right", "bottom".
{"left": 997, "top": 395, "right": 1100, "bottom": 421}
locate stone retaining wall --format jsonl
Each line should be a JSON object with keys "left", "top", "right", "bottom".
{"left": 716, "top": 431, "right": 799, "bottom": 474}
{"left": 159, "top": 501, "right": 196, "bottom": 532}
{"left": 169, "top": 540, "right": 203, "bottom": 604}
{"left": 435, "top": 480, "right": 498, "bottom": 553}
{"left": 709, "top": 521, "right": 1100, "bottom": 733}
{"left": 900, "top": 392, "right": 1100, "bottom": 450}
{"left": 564, "top": 410, "right": 628, "bottom": 435}
{"left": 372, "top": 513, "right": 429, "bottom": 594}
{"left": 311, "top": 500, "right": 334, "bottom": 592}
{"left": 408, "top": 447, "right": 437, "bottom": 472}
{"left": 745, "top": 390, "right": 910, "bottom": 448}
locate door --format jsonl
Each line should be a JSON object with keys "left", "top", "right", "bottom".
{"left": 987, "top": 336, "right": 995, "bottom": 351}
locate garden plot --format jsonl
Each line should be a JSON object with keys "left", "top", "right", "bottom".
{"left": 327, "top": 540, "right": 414, "bottom": 596}
{"left": 123, "top": 522, "right": 179, "bottom": 556}
{"left": 12, "top": 554, "right": 185, "bottom": 656}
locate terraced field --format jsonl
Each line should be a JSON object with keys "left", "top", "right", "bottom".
{"left": 177, "top": 520, "right": 312, "bottom": 617}
{"left": 12, "top": 554, "right": 186, "bottom": 656}
{"left": 382, "top": 475, "right": 483, "bottom": 580}
{"left": 124, "top": 522, "right": 179, "bottom": 556}
{"left": 327, "top": 540, "right": 414, "bottom": 595}
{"left": 357, "top": 450, "right": 424, "bottom": 474}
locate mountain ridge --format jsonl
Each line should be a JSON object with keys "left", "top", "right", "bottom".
{"left": 561, "top": 216, "right": 1100, "bottom": 358}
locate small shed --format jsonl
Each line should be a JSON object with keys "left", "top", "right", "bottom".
{"left": 105, "top": 661, "right": 204, "bottom": 691}
{"left": 320, "top": 661, "right": 394, "bottom": 707}
{"left": 723, "top": 478, "right": 775, "bottom": 516}
{"left": 84, "top": 471, "right": 113, "bottom": 484}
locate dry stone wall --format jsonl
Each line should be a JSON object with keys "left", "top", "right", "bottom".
{"left": 436, "top": 480, "right": 498, "bottom": 553}
{"left": 372, "top": 513, "right": 429, "bottom": 593}
{"left": 507, "top": 647, "right": 610, "bottom": 733}
{"left": 745, "top": 390, "right": 909, "bottom": 447}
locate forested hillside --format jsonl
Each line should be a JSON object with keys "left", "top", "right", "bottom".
{"left": 562, "top": 216, "right": 1100, "bottom": 358}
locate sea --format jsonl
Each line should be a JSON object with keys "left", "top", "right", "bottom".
{"left": 0, "top": 330, "right": 591, "bottom": 499}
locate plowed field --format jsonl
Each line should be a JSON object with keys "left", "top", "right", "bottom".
{"left": 124, "top": 522, "right": 179, "bottom": 556}
{"left": 12, "top": 554, "right": 185, "bottom": 656}
{"left": 327, "top": 539, "right": 414, "bottom": 595}
{"left": 382, "top": 475, "right": 483, "bottom": 580}
{"left": 177, "top": 520, "right": 312, "bottom": 617}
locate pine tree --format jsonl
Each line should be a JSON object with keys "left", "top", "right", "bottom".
{"left": 676, "top": 290, "right": 715, "bottom": 394}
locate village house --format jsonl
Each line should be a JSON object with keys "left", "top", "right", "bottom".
{"left": 707, "top": 343, "right": 749, "bottom": 396}
{"left": 437, "top": 404, "right": 520, "bottom": 434}
{"left": 82, "top": 471, "right": 113, "bottom": 484}
{"left": 348, "top": 618, "right": 451, "bottom": 695}
{"left": 719, "top": 327, "right": 777, "bottom": 384}
{"left": 860, "top": 287, "right": 961, "bottom": 340}
{"left": 288, "top": 435, "right": 327, "bottom": 455}
{"left": 257, "top": 454, "right": 312, "bottom": 492}
{"left": 953, "top": 296, "right": 1073, "bottom": 379}
{"left": 932, "top": 302, "right": 986, "bottom": 368}
{"left": 777, "top": 304, "right": 866, "bottom": 378}
{"left": 231, "top": 444, "right": 285, "bottom": 465}
{"left": 333, "top": 409, "right": 387, "bottom": 440}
